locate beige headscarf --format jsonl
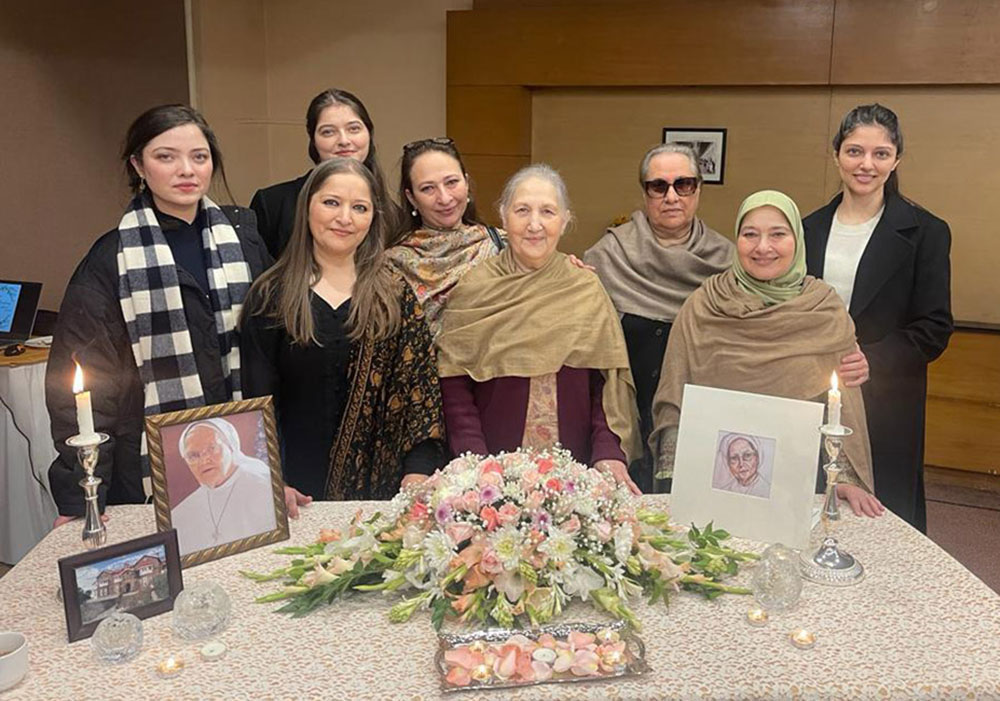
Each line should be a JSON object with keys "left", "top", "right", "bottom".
{"left": 648, "top": 270, "right": 873, "bottom": 490}
{"left": 437, "top": 248, "right": 641, "bottom": 464}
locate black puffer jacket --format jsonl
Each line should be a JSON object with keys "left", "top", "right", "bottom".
{"left": 46, "top": 206, "right": 272, "bottom": 516}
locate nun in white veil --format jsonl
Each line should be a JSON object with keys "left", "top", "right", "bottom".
{"left": 171, "top": 418, "right": 277, "bottom": 555}
{"left": 711, "top": 432, "right": 773, "bottom": 499}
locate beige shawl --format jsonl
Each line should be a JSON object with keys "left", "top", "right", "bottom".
{"left": 583, "top": 211, "right": 733, "bottom": 322}
{"left": 437, "top": 248, "right": 641, "bottom": 464}
{"left": 649, "top": 270, "right": 873, "bottom": 490}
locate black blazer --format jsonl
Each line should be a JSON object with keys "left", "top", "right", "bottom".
{"left": 250, "top": 172, "right": 310, "bottom": 259}
{"left": 803, "top": 192, "right": 953, "bottom": 377}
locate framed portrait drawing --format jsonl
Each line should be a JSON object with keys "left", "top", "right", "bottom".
{"left": 662, "top": 127, "right": 727, "bottom": 184}
{"left": 670, "top": 385, "right": 823, "bottom": 548}
{"left": 145, "top": 396, "right": 289, "bottom": 568}
{"left": 58, "top": 530, "right": 183, "bottom": 642}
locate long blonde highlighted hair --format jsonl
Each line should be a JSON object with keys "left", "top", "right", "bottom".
{"left": 243, "top": 158, "right": 401, "bottom": 344}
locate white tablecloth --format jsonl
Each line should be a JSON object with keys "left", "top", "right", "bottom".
{"left": 0, "top": 359, "right": 57, "bottom": 563}
{"left": 1, "top": 499, "right": 999, "bottom": 699}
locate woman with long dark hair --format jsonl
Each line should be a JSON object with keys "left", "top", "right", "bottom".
{"left": 241, "top": 158, "right": 445, "bottom": 501}
{"left": 803, "top": 104, "right": 953, "bottom": 532}
{"left": 250, "top": 88, "right": 397, "bottom": 258}
{"left": 46, "top": 104, "right": 273, "bottom": 525}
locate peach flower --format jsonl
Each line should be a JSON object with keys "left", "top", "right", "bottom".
{"left": 497, "top": 502, "right": 521, "bottom": 526}
{"left": 479, "top": 505, "right": 500, "bottom": 532}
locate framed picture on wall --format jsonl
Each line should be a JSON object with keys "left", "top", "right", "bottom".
{"left": 669, "top": 385, "right": 823, "bottom": 548}
{"left": 662, "top": 127, "right": 728, "bottom": 185}
{"left": 145, "top": 396, "right": 289, "bottom": 568}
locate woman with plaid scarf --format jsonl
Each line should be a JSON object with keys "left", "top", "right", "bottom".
{"left": 46, "top": 105, "right": 273, "bottom": 527}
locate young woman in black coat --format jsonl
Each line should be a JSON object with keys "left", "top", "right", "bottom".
{"left": 803, "top": 104, "right": 953, "bottom": 532}
{"left": 46, "top": 105, "right": 278, "bottom": 527}
{"left": 249, "top": 88, "right": 397, "bottom": 258}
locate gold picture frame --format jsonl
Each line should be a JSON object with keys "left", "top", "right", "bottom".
{"left": 146, "top": 396, "right": 289, "bottom": 568}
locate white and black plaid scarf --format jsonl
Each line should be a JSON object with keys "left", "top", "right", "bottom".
{"left": 116, "top": 193, "right": 251, "bottom": 418}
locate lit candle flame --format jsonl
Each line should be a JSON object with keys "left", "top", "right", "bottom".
{"left": 830, "top": 370, "right": 839, "bottom": 393}
{"left": 73, "top": 362, "right": 85, "bottom": 394}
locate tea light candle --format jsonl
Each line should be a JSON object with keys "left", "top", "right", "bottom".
{"left": 789, "top": 629, "right": 816, "bottom": 649}
{"left": 155, "top": 655, "right": 185, "bottom": 678}
{"left": 199, "top": 641, "right": 227, "bottom": 661}
{"left": 746, "top": 607, "right": 769, "bottom": 627}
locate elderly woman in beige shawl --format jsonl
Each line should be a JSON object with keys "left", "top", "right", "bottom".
{"left": 584, "top": 143, "right": 732, "bottom": 491}
{"left": 650, "top": 190, "right": 883, "bottom": 517}
{"left": 438, "top": 164, "right": 642, "bottom": 494}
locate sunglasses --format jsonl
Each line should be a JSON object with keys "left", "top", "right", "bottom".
{"left": 403, "top": 136, "right": 455, "bottom": 153}
{"left": 643, "top": 176, "right": 701, "bottom": 198}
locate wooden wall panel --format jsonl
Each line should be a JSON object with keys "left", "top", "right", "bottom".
{"left": 448, "top": 87, "right": 531, "bottom": 156}
{"left": 447, "top": 1, "right": 834, "bottom": 87}
{"left": 831, "top": 0, "right": 1000, "bottom": 85}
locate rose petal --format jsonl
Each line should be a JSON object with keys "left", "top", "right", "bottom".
{"left": 553, "top": 648, "right": 575, "bottom": 673}
{"left": 571, "top": 649, "right": 601, "bottom": 676}
{"left": 531, "top": 660, "right": 553, "bottom": 681}
{"left": 446, "top": 666, "right": 471, "bottom": 687}
{"left": 568, "top": 631, "right": 596, "bottom": 650}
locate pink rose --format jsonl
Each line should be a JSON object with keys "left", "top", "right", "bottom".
{"left": 521, "top": 469, "right": 540, "bottom": 491}
{"left": 497, "top": 502, "right": 521, "bottom": 526}
{"left": 593, "top": 521, "right": 613, "bottom": 543}
{"left": 562, "top": 515, "right": 581, "bottom": 534}
{"left": 478, "top": 470, "right": 502, "bottom": 488}
{"left": 480, "top": 548, "right": 504, "bottom": 575}
{"left": 525, "top": 489, "right": 545, "bottom": 511}
{"left": 479, "top": 505, "right": 500, "bottom": 532}
{"left": 481, "top": 458, "right": 503, "bottom": 475}
{"left": 535, "top": 457, "right": 555, "bottom": 474}
{"left": 460, "top": 490, "right": 480, "bottom": 513}
{"left": 545, "top": 477, "right": 563, "bottom": 492}
{"left": 446, "top": 522, "right": 475, "bottom": 545}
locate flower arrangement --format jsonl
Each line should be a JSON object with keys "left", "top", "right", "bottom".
{"left": 242, "top": 449, "right": 755, "bottom": 629}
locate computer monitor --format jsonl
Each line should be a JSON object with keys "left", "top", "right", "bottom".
{"left": 0, "top": 280, "right": 42, "bottom": 345}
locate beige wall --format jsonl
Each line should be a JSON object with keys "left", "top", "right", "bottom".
{"left": 191, "top": 0, "right": 473, "bottom": 207}
{"left": 1, "top": 1, "right": 188, "bottom": 310}
{"left": 533, "top": 87, "right": 1000, "bottom": 326}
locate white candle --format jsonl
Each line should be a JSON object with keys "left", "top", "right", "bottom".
{"left": 827, "top": 371, "right": 842, "bottom": 428}
{"left": 73, "top": 362, "right": 97, "bottom": 439}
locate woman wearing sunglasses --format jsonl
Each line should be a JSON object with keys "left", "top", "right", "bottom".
{"left": 250, "top": 88, "right": 397, "bottom": 258}
{"left": 803, "top": 104, "right": 953, "bottom": 533}
{"left": 584, "top": 143, "right": 732, "bottom": 491}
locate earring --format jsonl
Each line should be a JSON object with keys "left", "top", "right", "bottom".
{"left": 139, "top": 177, "right": 146, "bottom": 192}
{"left": 411, "top": 209, "right": 418, "bottom": 217}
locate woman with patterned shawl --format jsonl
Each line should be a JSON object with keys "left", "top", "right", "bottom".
{"left": 241, "top": 158, "right": 445, "bottom": 505}
{"left": 649, "top": 190, "right": 883, "bottom": 517}
{"left": 437, "top": 164, "right": 642, "bottom": 494}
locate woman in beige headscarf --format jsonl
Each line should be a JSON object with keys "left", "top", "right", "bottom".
{"left": 437, "top": 164, "right": 641, "bottom": 493}
{"left": 650, "top": 190, "right": 883, "bottom": 517}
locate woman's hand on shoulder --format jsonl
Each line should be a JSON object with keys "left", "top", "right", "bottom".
{"left": 400, "top": 473, "right": 429, "bottom": 490}
{"left": 593, "top": 459, "right": 641, "bottom": 495}
{"left": 567, "top": 254, "right": 595, "bottom": 272}
{"left": 284, "top": 486, "right": 313, "bottom": 519}
{"left": 838, "top": 344, "right": 869, "bottom": 387}
{"left": 835, "top": 483, "right": 884, "bottom": 518}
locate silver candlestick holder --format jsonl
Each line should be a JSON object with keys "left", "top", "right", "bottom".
{"left": 800, "top": 423, "right": 865, "bottom": 586}
{"left": 66, "top": 432, "right": 110, "bottom": 550}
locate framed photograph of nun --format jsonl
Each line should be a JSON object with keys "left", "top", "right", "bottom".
{"left": 146, "top": 396, "right": 289, "bottom": 568}
{"left": 670, "top": 385, "right": 823, "bottom": 548}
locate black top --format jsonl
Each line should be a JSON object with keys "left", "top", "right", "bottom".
{"left": 46, "top": 206, "right": 272, "bottom": 515}
{"left": 241, "top": 293, "right": 440, "bottom": 499}
{"left": 619, "top": 313, "right": 672, "bottom": 493}
{"left": 249, "top": 173, "right": 310, "bottom": 259}
{"left": 158, "top": 208, "right": 210, "bottom": 294}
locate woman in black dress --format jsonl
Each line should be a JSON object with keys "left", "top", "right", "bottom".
{"left": 249, "top": 88, "right": 397, "bottom": 258}
{"left": 241, "top": 158, "right": 445, "bottom": 503}
{"left": 803, "top": 104, "right": 953, "bottom": 532}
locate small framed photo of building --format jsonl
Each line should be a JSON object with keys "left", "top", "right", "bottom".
{"left": 58, "top": 530, "right": 183, "bottom": 642}
{"left": 670, "top": 385, "right": 824, "bottom": 548}
{"left": 145, "top": 396, "right": 289, "bottom": 568}
{"left": 662, "top": 127, "right": 728, "bottom": 184}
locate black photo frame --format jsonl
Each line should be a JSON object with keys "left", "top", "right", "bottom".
{"left": 58, "top": 529, "right": 183, "bottom": 642}
{"left": 661, "top": 127, "right": 728, "bottom": 185}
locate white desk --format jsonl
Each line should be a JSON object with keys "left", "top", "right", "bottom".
{"left": 0, "top": 352, "right": 57, "bottom": 563}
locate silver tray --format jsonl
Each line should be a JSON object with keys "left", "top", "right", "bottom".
{"left": 436, "top": 620, "right": 649, "bottom": 693}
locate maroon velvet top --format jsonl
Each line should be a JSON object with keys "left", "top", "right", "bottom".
{"left": 440, "top": 366, "right": 626, "bottom": 465}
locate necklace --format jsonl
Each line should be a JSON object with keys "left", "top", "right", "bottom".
{"left": 207, "top": 477, "right": 238, "bottom": 542}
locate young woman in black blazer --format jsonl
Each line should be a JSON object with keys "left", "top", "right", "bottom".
{"left": 803, "top": 104, "right": 953, "bottom": 533}
{"left": 249, "top": 88, "right": 397, "bottom": 258}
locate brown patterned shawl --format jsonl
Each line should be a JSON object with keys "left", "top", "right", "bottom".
{"left": 385, "top": 224, "right": 502, "bottom": 338}
{"left": 325, "top": 282, "right": 445, "bottom": 500}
